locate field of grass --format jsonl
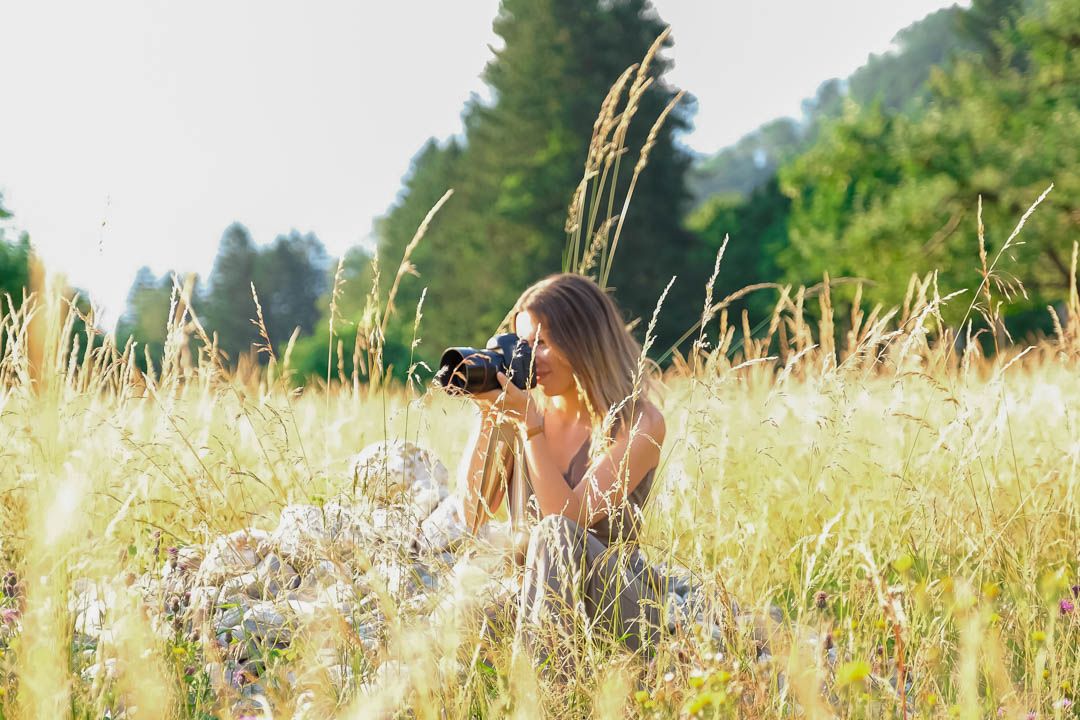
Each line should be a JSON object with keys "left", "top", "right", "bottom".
{"left": 2, "top": 251, "right": 1079, "bottom": 720}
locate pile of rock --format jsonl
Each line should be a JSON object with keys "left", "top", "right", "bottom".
{"left": 66, "top": 439, "right": 726, "bottom": 714}
{"left": 67, "top": 441, "right": 480, "bottom": 703}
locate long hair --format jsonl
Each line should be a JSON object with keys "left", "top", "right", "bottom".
{"left": 509, "top": 273, "right": 655, "bottom": 439}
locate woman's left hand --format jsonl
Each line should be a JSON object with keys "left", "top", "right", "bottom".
{"left": 485, "top": 371, "right": 540, "bottom": 429}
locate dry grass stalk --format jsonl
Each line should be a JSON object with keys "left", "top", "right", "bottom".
{"left": 691, "top": 238, "right": 728, "bottom": 374}
{"left": 326, "top": 256, "right": 346, "bottom": 402}
{"left": 564, "top": 28, "right": 682, "bottom": 293}
{"left": 818, "top": 271, "right": 835, "bottom": 372}
{"left": 380, "top": 188, "right": 453, "bottom": 338}
{"left": 600, "top": 89, "right": 685, "bottom": 290}
{"left": 576, "top": 217, "right": 617, "bottom": 276}
{"left": 249, "top": 282, "right": 276, "bottom": 366}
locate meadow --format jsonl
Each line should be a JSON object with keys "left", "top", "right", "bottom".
{"left": 1, "top": 228, "right": 1079, "bottom": 720}
{"left": 3, "top": 30, "right": 1080, "bottom": 720}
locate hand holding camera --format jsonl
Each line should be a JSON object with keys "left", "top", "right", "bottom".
{"left": 433, "top": 333, "right": 537, "bottom": 395}
{"left": 434, "top": 332, "right": 541, "bottom": 431}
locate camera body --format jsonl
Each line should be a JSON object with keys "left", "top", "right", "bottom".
{"left": 434, "top": 333, "right": 536, "bottom": 394}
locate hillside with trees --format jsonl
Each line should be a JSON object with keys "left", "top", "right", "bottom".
{"left": 687, "top": 0, "right": 1077, "bottom": 342}
{"left": 115, "top": 224, "right": 329, "bottom": 374}
{"left": 21, "top": 0, "right": 1076, "bottom": 380}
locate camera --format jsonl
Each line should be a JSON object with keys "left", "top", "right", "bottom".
{"left": 434, "top": 333, "right": 536, "bottom": 394}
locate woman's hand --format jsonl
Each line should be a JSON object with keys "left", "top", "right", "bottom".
{"left": 473, "top": 372, "right": 541, "bottom": 431}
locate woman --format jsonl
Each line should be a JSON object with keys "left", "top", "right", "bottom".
{"left": 459, "top": 273, "right": 666, "bottom": 677}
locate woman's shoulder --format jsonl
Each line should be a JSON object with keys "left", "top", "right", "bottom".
{"left": 631, "top": 400, "right": 666, "bottom": 444}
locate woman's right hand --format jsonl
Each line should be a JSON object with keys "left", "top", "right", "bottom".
{"left": 470, "top": 391, "right": 502, "bottom": 428}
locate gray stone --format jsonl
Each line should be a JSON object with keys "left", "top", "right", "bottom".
{"left": 419, "top": 496, "right": 466, "bottom": 553}
{"left": 220, "top": 575, "right": 246, "bottom": 599}
{"left": 187, "top": 584, "right": 221, "bottom": 612}
{"left": 241, "top": 602, "right": 292, "bottom": 646}
{"left": 205, "top": 660, "right": 242, "bottom": 694}
{"left": 352, "top": 622, "right": 381, "bottom": 653}
{"left": 410, "top": 484, "right": 448, "bottom": 519}
{"left": 238, "top": 571, "right": 261, "bottom": 599}
{"left": 271, "top": 505, "right": 331, "bottom": 564}
{"left": 240, "top": 681, "right": 268, "bottom": 699}
{"left": 214, "top": 602, "right": 246, "bottom": 634}
{"left": 81, "top": 657, "right": 119, "bottom": 683}
{"left": 300, "top": 560, "right": 341, "bottom": 590}
{"left": 73, "top": 599, "right": 107, "bottom": 639}
{"left": 177, "top": 545, "right": 203, "bottom": 574}
{"left": 198, "top": 529, "right": 269, "bottom": 585}
{"left": 317, "top": 582, "right": 360, "bottom": 615}
{"left": 369, "top": 507, "right": 419, "bottom": 546}
{"left": 350, "top": 439, "right": 449, "bottom": 505}
{"left": 327, "top": 663, "right": 355, "bottom": 692}
{"left": 251, "top": 553, "right": 299, "bottom": 599}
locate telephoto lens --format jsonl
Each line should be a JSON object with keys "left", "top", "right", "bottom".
{"left": 433, "top": 333, "right": 536, "bottom": 394}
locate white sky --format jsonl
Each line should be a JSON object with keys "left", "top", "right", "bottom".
{"left": 1, "top": 0, "right": 961, "bottom": 329}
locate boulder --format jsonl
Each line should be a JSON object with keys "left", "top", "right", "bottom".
{"left": 213, "top": 601, "right": 248, "bottom": 636}
{"left": 299, "top": 560, "right": 342, "bottom": 591}
{"left": 69, "top": 581, "right": 112, "bottom": 641}
{"left": 271, "top": 506, "right": 331, "bottom": 566}
{"left": 246, "top": 553, "right": 299, "bottom": 599}
{"left": 419, "top": 496, "right": 466, "bottom": 553}
{"left": 81, "top": 657, "right": 120, "bottom": 684}
{"left": 410, "top": 483, "right": 449, "bottom": 519}
{"left": 241, "top": 602, "right": 292, "bottom": 647}
{"left": 197, "top": 529, "right": 270, "bottom": 585}
{"left": 350, "top": 439, "right": 448, "bottom": 505}
{"left": 370, "top": 507, "right": 421, "bottom": 548}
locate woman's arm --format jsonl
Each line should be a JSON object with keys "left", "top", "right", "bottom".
{"left": 521, "top": 404, "right": 664, "bottom": 526}
{"left": 485, "top": 371, "right": 665, "bottom": 527}
{"left": 459, "top": 407, "right": 515, "bottom": 532}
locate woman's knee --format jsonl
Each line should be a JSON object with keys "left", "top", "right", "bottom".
{"left": 525, "top": 514, "right": 583, "bottom": 567}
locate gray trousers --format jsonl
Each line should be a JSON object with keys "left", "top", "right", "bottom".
{"left": 518, "top": 514, "right": 660, "bottom": 678}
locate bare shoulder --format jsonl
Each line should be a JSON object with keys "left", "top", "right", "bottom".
{"left": 633, "top": 400, "right": 666, "bottom": 446}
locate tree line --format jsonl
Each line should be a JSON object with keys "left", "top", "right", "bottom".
{"left": 2, "top": 0, "right": 1076, "bottom": 380}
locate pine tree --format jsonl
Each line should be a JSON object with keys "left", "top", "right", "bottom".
{"left": 253, "top": 230, "right": 329, "bottom": 348}
{"left": 374, "top": 0, "right": 700, "bottom": 365}
{"left": 202, "top": 223, "right": 259, "bottom": 364}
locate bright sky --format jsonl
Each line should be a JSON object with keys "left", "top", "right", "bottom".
{"left": 2, "top": 0, "right": 961, "bottom": 329}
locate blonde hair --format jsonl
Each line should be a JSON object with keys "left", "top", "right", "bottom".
{"left": 509, "top": 273, "right": 654, "bottom": 438}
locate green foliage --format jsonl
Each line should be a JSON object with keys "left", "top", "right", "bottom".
{"left": 682, "top": 3, "right": 992, "bottom": 335}
{"left": 689, "top": 5, "right": 982, "bottom": 211}
{"left": 0, "top": 193, "right": 31, "bottom": 312}
{"left": 369, "top": 0, "right": 700, "bottom": 373}
{"left": 778, "top": 0, "right": 1080, "bottom": 330}
{"left": 686, "top": 119, "right": 802, "bottom": 208}
{"left": 116, "top": 267, "right": 174, "bottom": 370}
{"left": 201, "top": 223, "right": 259, "bottom": 363}
{"left": 251, "top": 230, "right": 329, "bottom": 351}
{"left": 117, "top": 224, "right": 329, "bottom": 372}
{"left": 846, "top": 6, "right": 975, "bottom": 115}
{"left": 686, "top": 178, "right": 790, "bottom": 324}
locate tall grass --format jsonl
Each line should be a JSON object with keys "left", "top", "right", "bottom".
{"left": 1, "top": 29, "right": 1079, "bottom": 720}
{"left": 2, "top": 224, "right": 1078, "bottom": 718}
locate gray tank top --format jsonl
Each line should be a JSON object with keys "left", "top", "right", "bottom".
{"left": 510, "top": 434, "right": 657, "bottom": 546}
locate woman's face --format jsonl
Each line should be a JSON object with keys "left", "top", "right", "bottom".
{"left": 514, "top": 311, "right": 575, "bottom": 397}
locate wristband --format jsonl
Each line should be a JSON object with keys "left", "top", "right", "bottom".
{"left": 524, "top": 419, "right": 544, "bottom": 440}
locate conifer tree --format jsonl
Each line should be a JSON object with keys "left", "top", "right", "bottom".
{"left": 374, "top": 0, "right": 699, "bottom": 363}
